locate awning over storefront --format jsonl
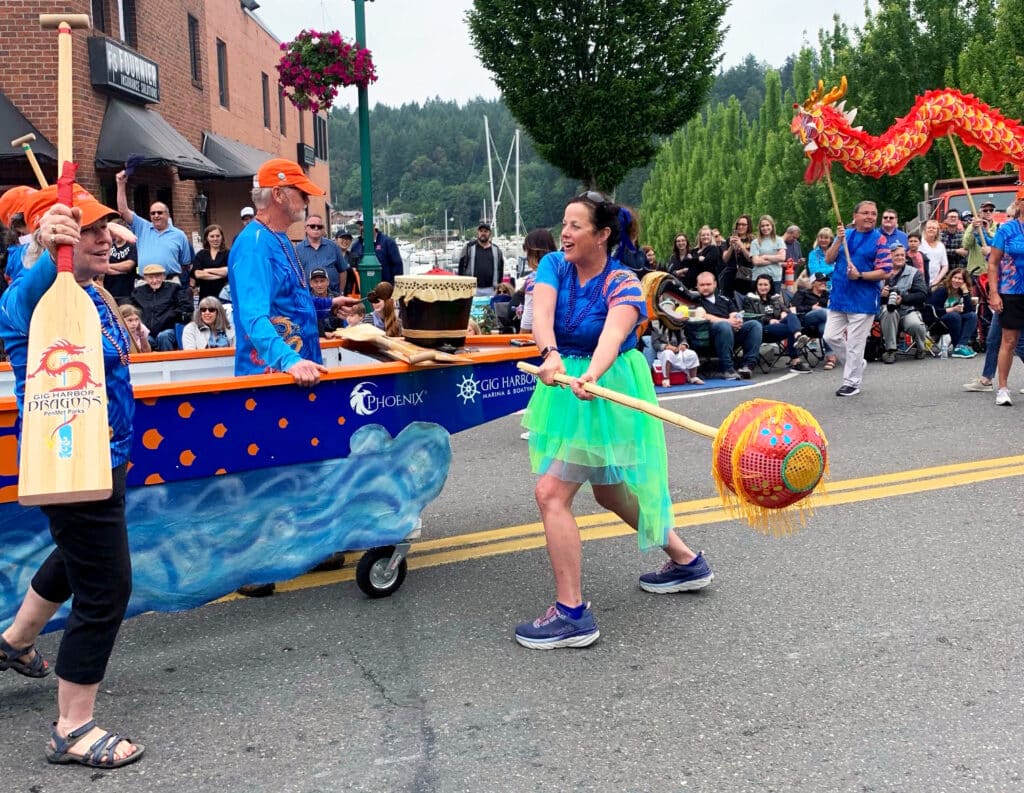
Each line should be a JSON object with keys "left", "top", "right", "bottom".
{"left": 201, "top": 131, "right": 275, "bottom": 179}
{"left": 94, "top": 98, "right": 226, "bottom": 180}
{"left": 0, "top": 91, "right": 57, "bottom": 163}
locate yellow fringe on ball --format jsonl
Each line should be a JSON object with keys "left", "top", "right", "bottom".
{"left": 711, "top": 399, "right": 829, "bottom": 537}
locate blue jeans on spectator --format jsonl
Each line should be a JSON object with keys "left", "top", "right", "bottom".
{"left": 800, "top": 308, "right": 832, "bottom": 354}
{"left": 939, "top": 310, "right": 978, "bottom": 349}
{"left": 710, "top": 319, "right": 762, "bottom": 371}
{"left": 762, "top": 313, "right": 803, "bottom": 357}
{"left": 154, "top": 328, "right": 177, "bottom": 351}
{"left": 982, "top": 310, "right": 1024, "bottom": 379}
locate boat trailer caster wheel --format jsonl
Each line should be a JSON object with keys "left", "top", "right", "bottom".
{"left": 356, "top": 545, "right": 408, "bottom": 598}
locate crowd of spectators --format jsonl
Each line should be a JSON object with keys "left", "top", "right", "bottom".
{"left": 0, "top": 175, "right": 408, "bottom": 359}
{"left": 1, "top": 179, "right": 1021, "bottom": 402}
{"left": 631, "top": 200, "right": 1023, "bottom": 397}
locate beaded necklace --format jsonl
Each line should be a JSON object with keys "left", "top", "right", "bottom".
{"left": 93, "top": 287, "right": 131, "bottom": 367}
{"left": 255, "top": 218, "right": 306, "bottom": 288}
{"left": 564, "top": 258, "right": 611, "bottom": 333}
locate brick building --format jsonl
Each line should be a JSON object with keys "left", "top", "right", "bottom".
{"left": 0, "top": 0, "right": 330, "bottom": 244}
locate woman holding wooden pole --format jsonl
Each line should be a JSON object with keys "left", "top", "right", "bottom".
{"left": 0, "top": 189, "right": 144, "bottom": 768}
{"left": 514, "top": 192, "right": 714, "bottom": 650}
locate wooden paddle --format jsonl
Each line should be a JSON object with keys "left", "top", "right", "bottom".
{"left": 18, "top": 15, "right": 111, "bottom": 506}
{"left": 332, "top": 324, "right": 472, "bottom": 364}
{"left": 332, "top": 324, "right": 435, "bottom": 364}
{"left": 388, "top": 335, "right": 473, "bottom": 365}
{"left": 516, "top": 362, "right": 717, "bottom": 438}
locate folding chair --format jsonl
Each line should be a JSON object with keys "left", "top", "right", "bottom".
{"left": 800, "top": 326, "right": 825, "bottom": 367}
{"left": 902, "top": 305, "right": 949, "bottom": 358}
{"left": 756, "top": 339, "right": 785, "bottom": 373}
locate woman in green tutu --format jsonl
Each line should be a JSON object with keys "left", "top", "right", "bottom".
{"left": 516, "top": 192, "right": 714, "bottom": 650}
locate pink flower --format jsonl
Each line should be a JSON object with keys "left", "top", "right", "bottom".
{"left": 278, "top": 29, "right": 377, "bottom": 110}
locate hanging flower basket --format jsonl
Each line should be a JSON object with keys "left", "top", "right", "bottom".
{"left": 277, "top": 29, "right": 377, "bottom": 113}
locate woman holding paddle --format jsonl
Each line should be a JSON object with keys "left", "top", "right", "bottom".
{"left": 515, "top": 192, "right": 714, "bottom": 650}
{"left": 0, "top": 188, "right": 144, "bottom": 767}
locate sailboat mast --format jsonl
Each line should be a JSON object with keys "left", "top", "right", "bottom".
{"left": 484, "top": 115, "right": 497, "bottom": 237}
{"left": 514, "top": 128, "right": 521, "bottom": 238}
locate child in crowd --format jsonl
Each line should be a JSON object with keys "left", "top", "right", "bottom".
{"left": 118, "top": 303, "right": 151, "bottom": 354}
{"left": 346, "top": 301, "right": 366, "bottom": 327}
{"left": 364, "top": 282, "right": 402, "bottom": 337}
{"left": 651, "top": 319, "right": 703, "bottom": 386}
{"left": 906, "top": 232, "right": 926, "bottom": 275}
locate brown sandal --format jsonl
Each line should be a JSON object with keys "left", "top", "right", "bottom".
{"left": 823, "top": 358, "right": 837, "bottom": 371}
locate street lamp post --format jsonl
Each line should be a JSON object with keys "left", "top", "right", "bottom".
{"left": 353, "top": 0, "right": 381, "bottom": 294}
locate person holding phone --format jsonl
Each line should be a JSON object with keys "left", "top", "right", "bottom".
{"left": 720, "top": 214, "right": 753, "bottom": 298}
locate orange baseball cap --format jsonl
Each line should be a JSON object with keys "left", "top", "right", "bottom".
{"left": 0, "top": 185, "right": 38, "bottom": 227}
{"left": 256, "top": 158, "right": 325, "bottom": 196}
{"left": 23, "top": 184, "right": 119, "bottom": 232}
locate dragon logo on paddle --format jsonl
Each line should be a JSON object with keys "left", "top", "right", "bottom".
{"left": 25, "top": 338, "right": 104, "bottom": 454}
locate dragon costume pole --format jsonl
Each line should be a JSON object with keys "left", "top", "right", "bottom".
{"left": 947, "top": 133, "right": 980, "bottom": 218}
{"left": 823, "top": 166, "right": 855, "bottom": 267}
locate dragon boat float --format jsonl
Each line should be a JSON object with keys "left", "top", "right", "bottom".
{"left": 0, "top": 329, "right": 540, "bottom": 631}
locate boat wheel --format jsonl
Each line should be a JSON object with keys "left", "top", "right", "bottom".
{"left": 355, "top": 546, "right": 408, "bottom": 598}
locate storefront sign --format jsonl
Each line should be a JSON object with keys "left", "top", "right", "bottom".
{"left": 88, "top": 37, "right": 160, "bottom": 104}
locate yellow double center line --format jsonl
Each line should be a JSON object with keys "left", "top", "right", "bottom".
{"left": 264, "top": 455, "right": 1024, "bottom": 595}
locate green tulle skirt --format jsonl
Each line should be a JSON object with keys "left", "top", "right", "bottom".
{"left": 521, "top": 349, "right": 672, "bottom": 550}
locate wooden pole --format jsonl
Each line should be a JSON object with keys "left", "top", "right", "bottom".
{"left": 823, "top": 166, "right": 855, "bottom": 269}
{"left": 517, "top": 362, "right": 718, "bottom": 439}
{"left": 947, "top": 133, "right": 979, "bottom": 217}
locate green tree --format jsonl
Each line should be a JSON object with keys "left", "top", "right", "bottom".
{"left": 985, "top": 0, "right": 1024, "bottom": 121}
{"left": 466, "top": 0, "right": 728, "bottom": 191}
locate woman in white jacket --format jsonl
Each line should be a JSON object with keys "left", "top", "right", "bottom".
{"left": 182, "top": 296, "right": 234, "bottom": 350}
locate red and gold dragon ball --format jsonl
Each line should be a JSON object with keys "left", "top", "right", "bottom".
{"left": 712, "top": 399, "right": 828, "bottom": 535}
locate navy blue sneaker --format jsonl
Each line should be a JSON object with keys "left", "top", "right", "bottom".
{"left": 514, "top": 603, "right": 600, "bottom": 649}
{"left": 639, "top": 551, "right": 714, "bottom": 594}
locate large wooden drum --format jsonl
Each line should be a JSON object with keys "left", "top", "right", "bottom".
{"left": 392, "top": 275, "right": 478, "bottom": 348}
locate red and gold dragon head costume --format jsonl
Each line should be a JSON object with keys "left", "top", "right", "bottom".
{"left": 791, "top": 76, "right": 1024, "bottom": 197}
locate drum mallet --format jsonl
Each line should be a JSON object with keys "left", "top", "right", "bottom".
{"left": 11, "top": 133, "right": 48, "bottom": 188}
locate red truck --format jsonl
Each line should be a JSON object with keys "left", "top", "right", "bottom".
{"left": 908, "top": 173, "right": 1020, "bottom": 234}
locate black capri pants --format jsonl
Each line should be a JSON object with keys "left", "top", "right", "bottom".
{"left": 31, "top": 464, "right": 132, "bottom": 685}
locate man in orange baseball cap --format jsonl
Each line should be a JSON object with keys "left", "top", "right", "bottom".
{"left": 254, "top": 158, "right": 326, "bottom": 196}
{"left": 229, "top": 157, "right": 355, "bottom": 385}
{"left": 229, "top": 156, "right": 356, "bottom": 597}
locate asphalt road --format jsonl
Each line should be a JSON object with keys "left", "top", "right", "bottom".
{"left": 3, "top": 355, "right": 1024, "bottom": 793}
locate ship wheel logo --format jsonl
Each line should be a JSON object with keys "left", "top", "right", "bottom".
{"left": 456, "top": 374, "right": 480, "bottom": 405}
